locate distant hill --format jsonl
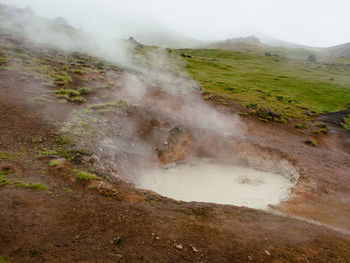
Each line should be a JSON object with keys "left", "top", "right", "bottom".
{"left": 0, "top": 3, "right": 84, "bottom": 50}
{"left": 257, "top": 35, "right": 311, "bottom": 49}
{"left": 2, "top": 3, "right": 350, "bottom": 61}
{"left": 198, "top": 35, "right": 265, "bottom": 52}
{"left": 132, "top": 28, "right": 203, "bottom": 49}
{"left": 325, "top": 42, "right": 350, "bottom": 58}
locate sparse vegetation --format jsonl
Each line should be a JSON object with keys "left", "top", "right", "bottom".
{"left": 305, "top": 138, "right": 318, "bottom": 147}
{"left": 31, "top": 95, "right": 52, "bottom": 103}
{"left": 78, "top": 87, "right": 91, "bottom": 94}
{"left": 55, "top": 136, "right": 71, "bottom": 145}
{"left": 15, "top": 181, "right": 46, "bottom": 191}
{"left": 63, "top": 149, "right": 91, "bottom": 164}
{"left": 39, "top": 149, "right": 57, "bottom": 156}
{"left": 0, "top": 152, "right": 9, "bottom": 160}
{"left": 71, "top": 68, "right": 84, "bottom": 75}
{"left": 49, "top": 159, "right": 63, "bottom": 167}
{"left": 0, "top": 175, "right": 12, "bottom": 186}
{"left": 0, "top": 53, "right": 8, "bottom": 65}
{"left": 54, "top": 88, "right": 87, "bottom": 103}
{"left": 312, "top": 122, "right": 328, "bottom": 134}
{"left": 0, "top": 255, "right": 12, "bottom": 263}
{"left": 53, "top": 73, "right": 72, "bottom": 86}
{"left": 341, "top": 115, "right": 350, "bottom": 130}
{"left": 88, "top": 99, "right": 130, "bottom": 113}
{"left": 95, "top": 62, "right": 104, "bottom": 70}
{"left": 74, "top": 169, "right": 99, "bottom": 180}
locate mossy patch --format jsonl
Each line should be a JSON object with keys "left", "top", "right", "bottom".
{"left": 0, "top": 255, "right": 12, "bottom": 263}
{"left": 38, "top": 149, "right": 57, "bottom": 157}
{"left": 305, "top": 138, "right": 318, "bottom": 147}
{"left": 54, "top": 88, "right": 87, "bottom": 103}
{"left": 15, "top": 181, "right": 46, "bottom": 190}
{"left": 49, "top": 159, "right": 63, "bottom": 167}
{"left": 73, "top": 169, "right": 99, "bottom": 180}
{"left": 88, "top": 99, "right": 130, "bottom": 113}
{"left": 0, "top": 152, "right": 9, "bottom": 160}
{"left": 341, "top": 114, "right": 350, "bottom": 130}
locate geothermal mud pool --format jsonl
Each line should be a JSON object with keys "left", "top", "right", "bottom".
{"left": 136, "top": 159, "right": 295, "bottom": 209}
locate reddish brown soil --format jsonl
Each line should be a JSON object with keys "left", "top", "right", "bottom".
{"left": 1, "top": 45, "right": 350, "bottom": 263}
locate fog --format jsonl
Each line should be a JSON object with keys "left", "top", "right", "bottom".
{"left": 0, "top": 0, "right": 301, "bottom": 207}
{"left": 1, "top": 0, "right": 350, "bottom": 47}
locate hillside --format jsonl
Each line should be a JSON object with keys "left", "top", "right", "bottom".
{"left": 1, "top": 3, "right": 350, "bottom": 263}
{"left": 197, "top": 35, "right": 339, "bottom": 62}
{"left": 325, "top": 42, "right": 350, "bottom": 58}
{"left": 130, "top": 23, "right": 203, "bottom": 48}
{"left": 178, "top": 48, "right": 350, "bottom": 122}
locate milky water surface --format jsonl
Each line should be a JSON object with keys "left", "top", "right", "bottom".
{"left": 136, "top": 160, "right": 294, "bottom": 209}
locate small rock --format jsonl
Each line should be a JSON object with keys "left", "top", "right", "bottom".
{"left": 265, "top": 250, "right": 271, "bottom": 256}
{"left": 248, "top": 255, "right": 253, "bottom": 261}
{"left": 175, "top": 244, "right": 183, "bottom": 250}
{"left": 190, "top": 244, "right": 198, "bottom": 252}
{"left": 304, "top": 110, "right": 312, "bottom": 116}
{"left": 111, "top": 235, "right": 122, "bottom": 245}
{"left": 307, "top": 53, "right": 317, "bottom": 63}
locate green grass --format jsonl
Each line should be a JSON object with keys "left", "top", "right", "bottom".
{"left": 49, "top": 159, "right": 63, "bottom": 167}
{"left": 53, "top": 72, "right": 72, "bottom": 86}
{"left": 342, "top": 114, "right": 350, "bottom": 130}
{"left": 0, "top": 152, "right": 9, "bottom": 160}
{"left": 55, "top": 136, "right": 71, "bottom": 145}
{"left": 0, "top": 255, "right": 12, "bottom": 263}
{"left": 74, "top": 169, "right": 99, "bottom": 180}
{"left": 178, "top": 49, "right": 350, "bottom": 121}
{"left": 88, "top": 99, "right": 129, "bottom": 113}
{"left": 15, "top": 181, "right": 46, "bottom": 190}
{"left": 78, "top": 87, "right": 91, "bottom": 95}
{"left": 71, "top": 68, "right": 84, "bottom": 75}
{"left": 95, "top": 62, "right": 104, "bottom": 70}
{"left": 305, "top": 138, "right": 318, "bottom": 147}
{"left": 0, "top": 175, "right": 12, "bottom": 186}
{"left": 38, "top": 149, "right": 57, "bottom": 157}
{"left": 0, "top": 53, "right": 8, "bottom": 65}
{"left": 54, "top": 88, "right": 87, "bottom": 103}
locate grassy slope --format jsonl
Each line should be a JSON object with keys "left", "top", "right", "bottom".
{"left": 177, "top": 48, "right": 350, "bottom": 120}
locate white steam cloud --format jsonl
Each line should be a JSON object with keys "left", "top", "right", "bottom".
{"left": 0, "top": 3, "right": 245, "bottom": 182}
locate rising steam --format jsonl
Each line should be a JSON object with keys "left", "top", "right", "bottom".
{"left": 0, "top": 5, "right": 244, "bottom": 179}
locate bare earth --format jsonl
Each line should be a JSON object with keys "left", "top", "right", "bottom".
{"left": 1, "top": 46, "right": 350, "bottom": 263}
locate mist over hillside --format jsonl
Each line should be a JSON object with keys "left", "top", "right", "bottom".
{"left": 1, "top": 2, "right": 350, "bottom": 263}
{"left": 1, "top": 2, "right": 350, "bottom": 59}
{"left": 325, "top": 42, "right": 350, "bottom": 58}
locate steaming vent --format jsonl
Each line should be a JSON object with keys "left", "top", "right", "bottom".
{"left": 133, "top": 136, "right": 299, "bottom": 210}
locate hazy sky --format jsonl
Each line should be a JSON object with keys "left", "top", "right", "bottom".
{"left": 1, "top": 0, "right": 349, "bottom": 47}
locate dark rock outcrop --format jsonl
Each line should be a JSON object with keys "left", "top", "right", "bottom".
{"left": 156, "top": 125, "right": 193, "bottom": 164}
{"left": 307, "top": 53, "right": 317, "bottom": 63}
{"left": 128, "top": 36, "right": 144, "bottom": 48}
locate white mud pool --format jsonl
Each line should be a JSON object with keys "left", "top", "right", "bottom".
{"left": 136, "top": 159, "right": 295, "bottom": 209}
